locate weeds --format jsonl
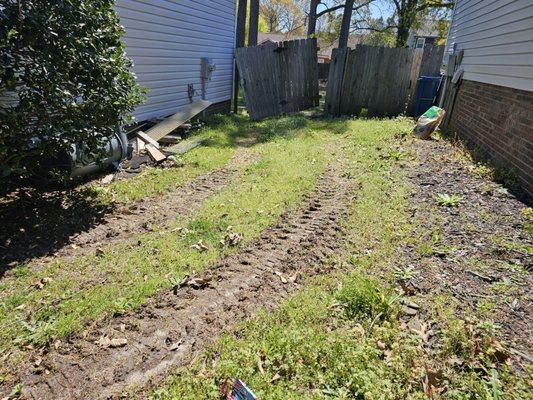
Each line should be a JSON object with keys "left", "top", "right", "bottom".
{"left": 435, "top": 193, "right": 463, "bottom": 207}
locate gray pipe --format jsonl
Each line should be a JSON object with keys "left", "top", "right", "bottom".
{"left": 69, "top": 125, "right": 128, "bottom": 179}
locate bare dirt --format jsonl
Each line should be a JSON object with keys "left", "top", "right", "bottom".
{"left": 402, "top": 136, "right": 532, "bottom": 364}
{"left": 0, "top": 150, "right": 253, "bottom": 279}
{"left": 5, "top": 161, "right": 357, "bottom": 400}
{"left": 2, "top": 133, "right": 531, "bottom": 399}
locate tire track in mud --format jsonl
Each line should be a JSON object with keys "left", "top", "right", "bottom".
{"left": 57, "top": 152, "right": 257, "bottom": 258}
{"left": 13, "top": 161, "right": 358, "bottom": 400}
{"left": 1, "top": 151, "right": 255, "bottom": 279}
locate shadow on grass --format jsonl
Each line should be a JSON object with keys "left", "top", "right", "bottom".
{"left": 0, "top": 112, "right": 352, "bottom": 275}
{"left": 0, "top": 185, "right": 114, "bottom": 277}
{"left": 440, "top": 129, "right": 531, "bottom": 205}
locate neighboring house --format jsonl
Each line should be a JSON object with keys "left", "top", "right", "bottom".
{"left": 442, "top": 0, "right": 533, "bottom": 196}
{"left": 315, "top": 36, "right": 362, "bottom": 63}
{"left": 258, "top": 32, "right": 305, "bottom": 45}
{"left": 115, "top": 0, "right": 237, "bottom": 122}
{"left": 257, "top": 33, "right": 361, "bottom": 64}
{"left": 408, "top": 25, "right": 441, "bottom": 49}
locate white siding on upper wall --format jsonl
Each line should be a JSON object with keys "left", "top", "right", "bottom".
{"left": 115, "top": 0, "right": 236, "bottom": 122}
{"left": 444, "top": 0, "right": 533, "bottom": 92}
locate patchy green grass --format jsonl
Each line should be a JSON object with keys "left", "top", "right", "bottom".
{"left": 151, "top": 123, "right": 530, "bottom": 400}
{"left": 0, "top": 115, "right": 358, "bottom": 359}
{"left": 92, "top": 114, "right": 312, "bottom": 204}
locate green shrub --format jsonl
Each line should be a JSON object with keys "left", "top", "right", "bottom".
{"left": 0, "top": 0, "right": 145, "bottom": 180}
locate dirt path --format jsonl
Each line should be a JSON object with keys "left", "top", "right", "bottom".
{"left": 7, "top": 161, "right": 357, "bottom": 400}
{"left": 1, "top": 150, "right": 254, "bottom": 278}
{"left": 403, "top": 137, "right": 532, "bottom": 362}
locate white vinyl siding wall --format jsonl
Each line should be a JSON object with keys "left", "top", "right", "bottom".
{"left": 444, "top": 0, "right": 533, "bottom": 91}
{"left": 115, "top": 0, "right": 236, "bottom": 122}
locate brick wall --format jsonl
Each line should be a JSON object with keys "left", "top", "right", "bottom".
{"left": 447, "top": 79, "right": 533, "bottom": 197}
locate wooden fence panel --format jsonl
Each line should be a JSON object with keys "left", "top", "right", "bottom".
{"left": 325, "top": 48, "right": 348, "bottom": 116}
{"left": 235, "top": 38, "right": 318, "bottom": 120}
{"left": 326, "top": 45, "right": 423, "bottom": 117}
{"left": 420, "top": 45, "right": 445, "bottom": 77}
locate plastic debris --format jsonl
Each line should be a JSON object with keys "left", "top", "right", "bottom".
{"left": 414, "top": 106, "right": 446, "bottom": 140}
{"left": 220, "top": 379, "right": 258, "bottom": 400}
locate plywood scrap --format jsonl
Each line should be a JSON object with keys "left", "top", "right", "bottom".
{"left": 145, "top": 100, "right": 211, "bottom": 141}
{"left": 145, "top": 144, "right": 167, "bottom": 163}
{"left": 166, "top": 137, "right": 206, "bottom": 155}
{"left": 158, "top": 134, "right": 182, "bottom": 144}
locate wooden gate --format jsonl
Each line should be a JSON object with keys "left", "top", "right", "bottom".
{"left": 325, "top": 45, "right": 423, "bottom": 117}
{"left": 235, "top": 39, "right": 319, "bottom": 120}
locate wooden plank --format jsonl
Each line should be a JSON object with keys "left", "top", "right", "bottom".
{"left": 145, "top": 144, "right": 167, "bottom": 163}
{"left": 145, "top": 100, "right": 211, "bottom": 141}
{"left": 136, "top": 131, "right": 160, "bottom": 148}
{"left": 407, "top": 48, "right": 424, "bottom": 115}
{"left": 166, "top": 137, "right": 206, "bottom": 155}
{"left": 325, "top": 48, "right": 348, "bottom": 116}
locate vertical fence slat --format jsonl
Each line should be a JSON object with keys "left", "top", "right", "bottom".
{"left": 326, "top": 44, "right": 425, "bottom": 117}
{"left": 235, "top": 38, "right": 319, "bottom": 120}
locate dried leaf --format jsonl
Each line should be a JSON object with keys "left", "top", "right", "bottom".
{"left": 96, "top": 336, "right": 128, "bottom": 348}
{"left": 274, "top": 271, "right": 288, "bottom": 284}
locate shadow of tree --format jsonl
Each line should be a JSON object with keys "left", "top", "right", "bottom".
{"left": 0, "top": 186, "right": 114, "bottom": 276}
{"left": 0, "top": 112, "right": 352, "bottom": 276}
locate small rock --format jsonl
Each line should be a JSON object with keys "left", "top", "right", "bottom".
{"left": 402, "top": 306, "right": 418, "bottom": 317}
{"left": 96, "top": 336, "right": 128, "bottom": 348}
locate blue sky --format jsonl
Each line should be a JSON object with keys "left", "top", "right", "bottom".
{"left": 316, "top": 0, "right": 396, "bottom": 20}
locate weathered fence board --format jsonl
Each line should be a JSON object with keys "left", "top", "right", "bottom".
{"left": 235, "top": 38, "right": 319, "bottom": 120}
{"left": 325, "top": 45, "right": 423, "bottom": 117}
{"left": 420, "top": 44, "right": 445, "bottom": 77}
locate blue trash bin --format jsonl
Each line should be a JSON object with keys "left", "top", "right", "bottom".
{"left": 414, "top": 76, "right": 442, "bottom": 117}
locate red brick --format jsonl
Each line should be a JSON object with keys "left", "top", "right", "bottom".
{"left": 446, "top": 79, "right": 533, "bottom": 196}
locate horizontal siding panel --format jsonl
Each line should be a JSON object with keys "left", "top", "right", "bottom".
{"left": 123, "top": 35, "right": 233, "bottom": 52}
{"left": 465, "top": 72, "right": 533, "bottom": 92}
{"left": 145, "top": 80, "right": 231, "bottom": 96}
{"left": 458, "top": 29, "right": 533, "bottom": 50}
{"left": 118, "top": 7, "right": 234, "bottom": 37}
{"left": 133, "top": 64, "right": 233, "bottom": 76}
{"left": 454, "top": 6, "right": 533, "bottom": 38}
{"left": 118, "top": 0, "right": 234, "bottom": 26}
{"left": 454, "top": 0, "right": 529, "bottom": 28}
{"left": 119, "top": 18, "right": 233, "bottom": 42}
{"left": 456, "top": 23, "right": 533, "bottom": 47}
{"left": 140, "top": 87, "right": 232, "bottom": 107}
{"left": 462, "top": 53, "right": 533, "bottom": 66}
{"left": 463, "top": 64, "right": 533, "bottom": 79}
{"left": 134, "top": 91, "right": 231, "bottom": 120}
{"left": 115, "top": 0, "right": 237, "bottom": 121}
{"left": 444, "top": 0, "right": 533, "bottom": 91}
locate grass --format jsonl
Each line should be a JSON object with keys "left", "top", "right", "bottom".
{"left": 0, "top": 114, "right": 371, "bottom": 361}
{"left": 150, "top": 119, "right": 530, "bottom": 400}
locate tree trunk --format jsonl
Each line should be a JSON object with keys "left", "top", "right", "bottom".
{"left": 233, "top": 0, "right": 248, "bottom": 113}
{"left": 338, "top": 0, "right": 355, "bottom": 48}
{"left": 248, "top": 0, "right": 259, "bottom": 46}
{"left": 307, "top": 0, "right": 320, "bottom": 37}
{"left": 395, "top": 0, "right": 418, "bottom": 47}
{"left": 396, "top": 22, "right": 410, "bottom": 47}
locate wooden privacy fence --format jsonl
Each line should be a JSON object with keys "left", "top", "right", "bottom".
{"left": 325, "top": 45, "right": 423, "bottom": 117}
{"left": 235, "top": 38, "right": 319, "bottom": 120}
{"left": 420, "top": 44, "right": 445, "bottom": 77}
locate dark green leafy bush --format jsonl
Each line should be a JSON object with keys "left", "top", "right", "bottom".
{"left": 0, "top": 0, "right": 145, "bottom": 180}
